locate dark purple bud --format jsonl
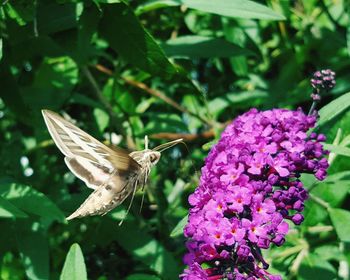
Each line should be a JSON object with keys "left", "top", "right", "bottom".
{"left": 292, "top": 213, "right": 304, "bottom": 225}
{"left": 293, "top": 200, "right": 304, "bottom": 211}
{"left": 268, "top": 174, "right": 278, "bottom": 185}
{"left": 310, "top": 132, "right": 317, "bottom": 139}
{"left": 237, "top": 244, "right": 250, "bottom": 259}
{"left": 269, "top": 275, "right": 283, "bottom": 280}
{"left": 315, "top": 169, "right": 327, "bottom": 181}
{"left": 257, "top": 237, "right": 270, "bottom": 249}
{"left": 272, "top": 235, "right": 285, "bottom": 246}
{"left": 317, "top": 134, "right": 326, "bottom": 142}
{"left": 280, "top": 209, "right": 289, "bottom": 217}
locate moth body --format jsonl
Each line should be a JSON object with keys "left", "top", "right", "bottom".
{"left": 66, "top": 150, "right": 161, "bottom": 220}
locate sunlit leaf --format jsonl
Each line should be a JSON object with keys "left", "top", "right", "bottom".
{"left": 329, "top": 208, "right": 350, "bottom": 242}
{"left": 181, "top": 0, "right": 285, "bottom": 20}
{"left": 17, "top": 222, "right": 49, "bottom": 280}
{"left": 170, "top": 215, "right": 187, "bottom": 237}
{"left": 0, "top": 196, "right": 28, "bottom": 218}
{"left": 318, "top": 91, "right": 350, "bottom": 126}
{"left": 163, "top": 35, "right": 253, "bottom": 58}
{"left": 93, "top": 108, "right": 110, "bottom": 133}
{"left": 323, "top": 143, "right": 350, "bottom": 157}
{"left": 0, "top": 182, "right": 65, "bottom": 223}
{"left": 60, "top": 243, "right": 87, "bottom": 280}
{"left": 136, "top": 0, "right": 180, "bottom": 15}
{"left": 99, "top": 2, "right": 179, "bottom": 79}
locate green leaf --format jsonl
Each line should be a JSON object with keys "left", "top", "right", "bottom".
{"left": 170, "top": 215, "right": 187, "bottom": 237}
{"left": 60, "top": 243, "right": 87, "bottom": 280}
{"left": 181, "top": 0, "right": 285, "bottom": 20}
{"left": 17, "top": 222, "right": 49, "bottom": 280}
{"left": 318, "top": 91, "right": 350, "bottom": 126}
{"left": 37, "top": 1, "right": 78, "bottom": 34}
{"left": 0, "top": 182, "right": 66, "bottom": 223}
{"left": 93, "top": 108, "right": 110, "bottom": 133}
{"left": 347, "top": 20, "right": 350, "bottom": 57}
{"left": 136, "top": 0, "right": 181, "bottom": 15}
{"left": 126, "top": 274, "right": 161, "bottom": 280}
{"left": 75, "top": 4, "right": 100, "bottom": 64}
{"left": 95, "top": 220, "right": 181, "bottom": 278}
{"left": 162, "top": 35, "right": 253, "bottom": 58}
{"left": 21, "top": 56, "right": 78, "bottom": 112}
{"left": 323, "top": 143, "right": 350, "bottom": 157}
{"left": 299, "top": 254, "right": 337, "bottom": 280}
{"left": 143, "top": 113, "right": 188, "bottom": 135}
{"left": 329, "top": 208, "right": 350, "bottom": 242}
{"left": 99, "top": 3, "right": 179, "bottom": 79}
{"left": 0, "top": 60, "right": 32, "bottom": 125}
{"left": 0, "top": 196, "right": 28, "bottom": 218}
{"left": 0, "top": 38, "right": 2, "bottom": 61}
{"left": 208, "top": 90, "right": 268, "bottom": 117}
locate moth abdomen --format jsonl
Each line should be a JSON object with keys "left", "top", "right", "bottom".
{"left": 66, "top": 182, "right": 133, "bottom": 220}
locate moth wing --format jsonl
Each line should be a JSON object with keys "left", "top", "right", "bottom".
{"left": 42, "top": 110, "right": 141, "bottom": 185}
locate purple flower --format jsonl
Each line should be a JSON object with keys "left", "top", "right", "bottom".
{"left": 181, "top": 108, "right": 328, "bottom": 279}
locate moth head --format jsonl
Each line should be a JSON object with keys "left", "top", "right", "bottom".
{"left": 146, "top": 151, "right": 161, "bottom": 165}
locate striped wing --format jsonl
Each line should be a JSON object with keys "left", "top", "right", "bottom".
{"left": 42, "top": 109, "right": 140, "bottom": 190}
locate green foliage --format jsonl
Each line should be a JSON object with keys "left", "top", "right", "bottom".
{"left": 0, "top": 0, "right": 350, "bottom": 279}
{"left": 60, "top": 243, "right": 87, "bottom": 280}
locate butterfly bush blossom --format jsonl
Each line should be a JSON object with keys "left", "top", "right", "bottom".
{"left": 181, "top": 108, "right": 329, "bottom": 279}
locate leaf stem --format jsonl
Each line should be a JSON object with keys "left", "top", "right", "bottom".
{"left": 289, "top": 246, "right": 309, "bottom": 277}
{"left": 81, "top": 66, "right": 136, "bottom": 149}
{"left": 309, "top": 193, "right": 330, "bottom": 210}
{"left": 94, "top": 64, "right": 214, "bottom": 126}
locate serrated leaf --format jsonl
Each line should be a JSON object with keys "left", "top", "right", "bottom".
{"left": 60, "top": 243, "right": 87, "bottom": 280}
{"left": 170, "top": 215, "right": 187, "bottom": 237}
{"left": 329, "top": 208, "right": 350, "bottom": 242}
{"left": 318, "top": 91, "right": 350, "bottom": 126}
{"left": 0, "top": 183, "right": 65, "bottom": 222}
{"left": 99, "top": 2, "right": 179, "bottom": 79}
{"left": 162, "top": 35, "right": 252, "bottom": 58}
{"left": 181, "top": 0, "right": 285, "bottom": 20}
{"left": 0, "top": 196, "right": 28, "bottom": 218}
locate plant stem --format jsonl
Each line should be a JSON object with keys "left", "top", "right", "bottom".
{"left": 94, "top": 63, "right": 215, "bottom": 127}
{"left": 308, "top": 100, "right": 318, "bottom": 116}
{"left": 309, "top": 193, "right": 330, "bottom": 210}
{"left": 81, "top": 66, "right": 136, "bottom": 149}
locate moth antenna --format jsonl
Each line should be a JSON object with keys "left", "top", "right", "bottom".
{"left": 180, "top": 140, "right": 199, "bottom": 176}
{"left": 139, "top": 190, "right": 146, "bottom": 213}
{"left": 145, "top": 135, "right": 149, "bottom": 150}
{"left": 118, "top": 182, "right": 138, "bottom": 226}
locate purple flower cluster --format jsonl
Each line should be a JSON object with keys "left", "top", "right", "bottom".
{"left": 182, "top": 108, "right": 328, "bottom": 280}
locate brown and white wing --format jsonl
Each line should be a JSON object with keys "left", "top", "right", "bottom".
{"left": 42, "top": 109, "right": 140, "bottom": 189}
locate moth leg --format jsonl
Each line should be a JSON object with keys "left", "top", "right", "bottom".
{"left": 118, "top": 180, "right": 138, "bottom": 226}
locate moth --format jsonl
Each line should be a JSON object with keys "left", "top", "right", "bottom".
{"left": 42, "top": 110, "right": 182, "bottom": 221}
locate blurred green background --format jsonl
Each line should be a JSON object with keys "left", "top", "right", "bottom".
{"left": 1, "top": 0, "right": 350, "bottom": 279}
